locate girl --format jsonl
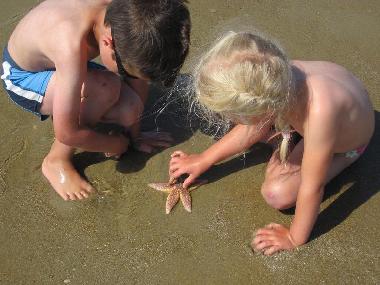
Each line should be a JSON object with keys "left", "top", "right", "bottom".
{"left": 168, "top": 31, "right": 374, "bottom": 255}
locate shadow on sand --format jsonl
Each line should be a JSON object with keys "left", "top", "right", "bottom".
{"left": 73, "top": 73, "right": 271, "bottom": 181}
{"left": 73, "top": 74, "right": 203, "bottom": 176}
{"left": 73, "top": 74, "right": 379, "bottom": 242}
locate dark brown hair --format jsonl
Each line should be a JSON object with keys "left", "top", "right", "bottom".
{"left": 104, "top": 0, "right": 191, "bottom": 87}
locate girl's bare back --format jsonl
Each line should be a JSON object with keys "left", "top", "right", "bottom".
{"left": 291, "top": 60, "right": 374, "bottom": 153}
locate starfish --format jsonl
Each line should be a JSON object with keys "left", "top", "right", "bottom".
{"left": 148, "top": 180, "right": 207, "bottom": 214}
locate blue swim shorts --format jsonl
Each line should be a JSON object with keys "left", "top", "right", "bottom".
{"left": 1, "top": 45, "right": 105, "bottom": 121}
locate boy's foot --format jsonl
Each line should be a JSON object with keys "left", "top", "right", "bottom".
{"left": 42, "top": 156, "right": 95, "bottom": 201}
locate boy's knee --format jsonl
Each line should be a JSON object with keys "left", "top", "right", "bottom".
{"left": 92, "top": 71, "right": 121, "bottom": 106}
{"left": 261, "top": 181, "right": 293, "bottom": 210}
{"left": 130, "top": 91, "right": 144, "bottom": 120}
{"left": 119, "top": 87, "right": 143, "bottom": 127}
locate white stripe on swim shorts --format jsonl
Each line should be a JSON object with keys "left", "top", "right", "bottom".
{"left": 1, "top": 61, "right": 43, "bottom": 103}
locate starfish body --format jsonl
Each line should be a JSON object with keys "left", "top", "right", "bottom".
{"left": 148, "top": 180, "right": 207, "bottom": 214}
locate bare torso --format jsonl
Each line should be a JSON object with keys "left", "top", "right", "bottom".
{"left": 7, "top": 0, "right": 108, "bottom": 72}
{"left": 288, "top": 60, "right": 374, "bottom": 153}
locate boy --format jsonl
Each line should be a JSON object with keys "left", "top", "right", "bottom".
{"left": 1, "top": 0, "right": 191, "bottom": 200}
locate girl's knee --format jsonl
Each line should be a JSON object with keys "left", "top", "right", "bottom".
{"left": 261, "top": 180, "right": 295, "bottom": 210}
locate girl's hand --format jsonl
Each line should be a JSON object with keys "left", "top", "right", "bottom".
{"left": 169, "top": 151, "right": 211, "bottom": 188}
{"left": 252, "top": 223, "right": 298, "bottom": 255}
{"left": 132, "top": 131, "right": 173, "bottom": 153}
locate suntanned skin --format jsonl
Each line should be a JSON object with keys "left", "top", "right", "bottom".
{"left": 7, "top": 0, "right": 171, "bottom": 200}
{"left": 169, "top": 60, "right": 375, "bottom": 255}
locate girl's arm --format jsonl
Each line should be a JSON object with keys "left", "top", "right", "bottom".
{"left": 253, "top": 98, "right": 338, "bottom": 255}
{"left": 202, "top": 122, "right": 271, "bottom": 165}
{"left": 290, "top": 86, "right": 339, "bottom": 245}
{"left": 290, "top": 130, "right": 335, "bottom": 245}
{"left": 170, "top": 118, "right": 273, "bottom": 188}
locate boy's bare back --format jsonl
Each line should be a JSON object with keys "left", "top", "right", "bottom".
{"left": 8, "top": 0, "right": 105, "bottom": 72}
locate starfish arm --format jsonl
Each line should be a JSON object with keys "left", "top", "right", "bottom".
{"left": 166, "top": 188, "right": 180, "bottom": 214}
{"left": 148, "top": 183, "right": 172, "bottom": 193}
{"left": 180, "top": 188, "right": 192, "bottom": 213}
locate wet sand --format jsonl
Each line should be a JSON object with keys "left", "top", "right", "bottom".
{"left": 0, "top": 1, "right": 379, "bottom": 284}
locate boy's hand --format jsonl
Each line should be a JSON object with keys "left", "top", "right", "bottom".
{"left": 132, "top": 131, "right": 173, "bottom": 153}
{"left": 251, "top": 223, "right": 298, "bottom": 256}
{"left": 105, "top": 133, "right": 129, "bottom": 159}
{"left": 169, "top": 151, "right": 212, "bottom": 189}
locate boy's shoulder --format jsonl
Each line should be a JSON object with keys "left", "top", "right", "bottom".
{"left": 9, "top": 0, "right": 104, "bottom": 70}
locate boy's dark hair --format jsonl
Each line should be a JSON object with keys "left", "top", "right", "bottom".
{"left": 104, "top": 0, "right": 191, "bottom": 87}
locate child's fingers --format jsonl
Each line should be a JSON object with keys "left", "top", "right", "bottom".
{"left": 168, "top": 167, "right": 179, "bottom": 177}
{"left": 264, "top": 245, "right": 280, "bottom": 256}
{"left": 170, "top": 168, "right": 187, "bottom": 181}
{"left": 265, "top": 223, "right": 281, "bottom": 229}
{"left": 256, "top": 228, "right": 275, "bottom": 236}
{"left": 169, "top": 157, "right": 181, "bottom": 166}
{"left": 183, "top": 174, "right": 196, "bottom": 189}
{"left": 171, "top": 151, "right": 186, "bottom": 158}
{"left": 138, "top": 143, "right": 154, "bottom": 153}
{"left": 254, "top": 239, "right": 276, "bottom": 251}
{"left": 105, "top": 153, "right": 120, "bottom": 159}
{"left": 168, "top": 160, "right": 179, "bottom": 171}
{"left": 168, "top": 168, "right": 178, "bottom": 180}
{"left": 253, "top": 234, "right": 275, "bottom": 246}
{"left": 156, "top": 132, "right": 173, "bottom": 141}
{"left": 168, "top": 176, "right": 177, "bottom": 185}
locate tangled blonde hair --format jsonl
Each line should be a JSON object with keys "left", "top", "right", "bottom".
{"left": 194, "top": 31, "right": 296, "bottom": 162}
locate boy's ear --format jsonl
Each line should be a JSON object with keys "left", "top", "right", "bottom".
{"left": 101, "top": 27, "right": 114, "bottom": 48}
{"left": 102, "top": 35, "right": 113, "bottom": 48}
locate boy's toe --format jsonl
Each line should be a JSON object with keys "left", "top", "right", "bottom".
{"left": 75, "top": 192, "right": 84, "bottom": 200}
{"left": 67, "top": 192, "right": 77, "bottom": 200}
{"left": 60, "top": 193, "right": 69, "bottom": 201}
{"left": 82, "top": 181, "right": 94, "bottom": 193}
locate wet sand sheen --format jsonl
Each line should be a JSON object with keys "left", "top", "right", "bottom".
{"left": 0, "top": 1, "right": 379, "bottom": 284}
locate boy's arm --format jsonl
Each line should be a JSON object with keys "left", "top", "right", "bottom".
{"left": 122, "top": 79, "right": 173, "bottom": 153}
{"left": 51, "top": 40, "right": 127, "bottom": 154}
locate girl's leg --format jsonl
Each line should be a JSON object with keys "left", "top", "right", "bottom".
{"left": 261, "top": 139, "right": 361, "bottom": 209}
{"left": 40, "top": 69, "right": 140, "bottom": 200}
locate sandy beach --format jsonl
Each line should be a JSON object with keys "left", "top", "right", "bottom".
{"left": 0, "top": 0, "right": 379, "bottom": 284}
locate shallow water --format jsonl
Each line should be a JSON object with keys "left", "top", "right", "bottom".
{"left": 0, "top": 1, "right": 379, "bottom": 284}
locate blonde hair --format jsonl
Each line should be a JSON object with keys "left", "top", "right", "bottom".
{"left": 194, "top": 31, "right": 295, "bottom": 162}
